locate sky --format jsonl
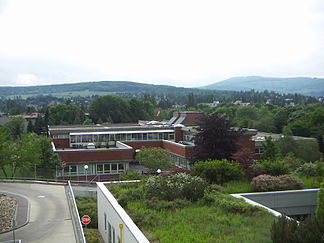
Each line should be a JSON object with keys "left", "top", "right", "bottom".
{"left": 0, "top": 0, "right": 323, "bottom": 87}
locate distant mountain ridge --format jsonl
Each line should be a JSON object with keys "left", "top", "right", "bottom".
{"left": 201, "top": 76, "right": 324, "bottom": 97}
{"left": 0, "top": 81, "right": 198, "bottom": 97}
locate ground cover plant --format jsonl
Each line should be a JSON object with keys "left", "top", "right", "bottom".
{"left": 109, "top": 174, "right": 275, "bottom": 243}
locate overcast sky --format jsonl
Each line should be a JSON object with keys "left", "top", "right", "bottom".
{"left": 0, "top": 0, "right": 323, "bottom": 87}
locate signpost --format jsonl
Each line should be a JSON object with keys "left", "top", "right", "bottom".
{"left": 81, "top": 215, "right": 91, "bottom": 225}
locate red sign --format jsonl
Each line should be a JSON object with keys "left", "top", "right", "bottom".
{"left": 81, "top": 215, "right": 91, "bottom": 225}
{"left": 60, "top": 161, "right": 67, "bottom": 168}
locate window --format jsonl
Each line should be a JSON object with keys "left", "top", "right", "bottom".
{"left": 70, "top": 165, "right": 77, "bottom": 175}
{"left": 143, "top": 133, "right": 147, "bottom": 140}
{"left": 70, "top": 135, "right": 76, "bottom": 143}
{"left": 108, "top": 222, "right": 112, "bottom": 243}
{"left": 111, "top": 163, "right": 117, "bottom": 173}
{"left": 104, "top": 213, "right": 107, "bottom": 230}
{"left": 118, "top": 163, "right": 125, "bottom": 172}
{"left": 97, "top": 164, "right": 103, "bottom": 174}
{"left": 104, "top": 164, "right": 110, "bottom": 173}
{"left": 152, "top": 133, "right": 158, "bottom": 140}
{"left": 169, "top": 133, "right": 175, "bottom": 140}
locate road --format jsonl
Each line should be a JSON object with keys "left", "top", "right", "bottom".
{"left": 0, "top": 183, "right": 76, "bottom": 243}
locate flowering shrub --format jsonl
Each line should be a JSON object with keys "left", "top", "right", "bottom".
{"left": 251, "top": 174, "right": 304, "bottom": 192}
{"left": 295, "top": 162, "right": 318, "bottom": 176}
{"left": 144, "top": 173, "right": 207, "bottom": 201}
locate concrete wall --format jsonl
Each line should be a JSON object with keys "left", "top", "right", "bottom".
{"left": 97, "top": 182, "right": 149, "bottom": 243}
{"left": 236, "top": 189, "right": 319, "bottom": 216}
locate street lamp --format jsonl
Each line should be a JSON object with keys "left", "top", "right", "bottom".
{"left": 156, "top": 169, "right": 161, "bottom": 175}
{"left": 84, "top": 165, "right": 88, "bottom": 183}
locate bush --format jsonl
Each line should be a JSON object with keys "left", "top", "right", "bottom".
{"left": 120, "top": 170, "right": 143, "bottom": 180}
{"left": 253, "top": 160, "right": 291, "bottom": 176}
{"left": 271, "top": 216, "right": 324, "bottom": 243}
{"left": 295, "top": 163, "right": 318, "bottom": 176}
{"left": 202, "top": 191, "right": 260, "bottom": 214}
{"left": 316, "top": 179, "right": 324, "bottom": 222}
{"left": 144, "top": 173, "right": 207, "bottom": 201}
{"left": 192, "top": 159, "right": 244, "bottom": 184}
{"left": 76, "top": 197, "right": 98, "bottom": 228}
{"left": 251, "top": 174, "right": 304, "bottom": 192}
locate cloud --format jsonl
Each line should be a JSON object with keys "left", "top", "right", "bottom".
{"left": 15, "top": 73, "right": 40, "bottom": 86}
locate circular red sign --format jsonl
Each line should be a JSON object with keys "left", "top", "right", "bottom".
{"left": 81, "top": 215, "right": 91, "bottom": 225}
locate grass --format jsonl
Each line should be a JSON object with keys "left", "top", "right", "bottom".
{"left": 111, "top": 183, "right": 275, "bottom": 243}
{"left": 223, "top": 179, "right": 253, "bottom": 194}
{"left": 297, "top": 175, "right": 322, "bottom": 189}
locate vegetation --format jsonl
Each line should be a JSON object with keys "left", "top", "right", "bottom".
{"left": 191, "top": 113, "right": 243, "bottom": 162}
{"left": 192, "top": 159, "right": 243, "bottom": 184}
{"left": 135, "top": 147, "right": 175, "bottom": 173}
{"left": 110, "top": 178, "right": 275, "bottom": 243}
{"left": 251, "top": 174, "right": 304, "bottom": 192}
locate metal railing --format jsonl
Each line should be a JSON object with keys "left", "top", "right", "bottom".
{"left": 66, "top": 181, "right": 86, "bottom": 243}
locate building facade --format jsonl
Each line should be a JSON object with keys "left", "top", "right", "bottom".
{"left": 49, "top": 112, "right": 257, "bottom": 181}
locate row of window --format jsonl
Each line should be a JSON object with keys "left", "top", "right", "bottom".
{"left": 58, "top": 162, "right": 127, "bottom": 176}
{"left": 70, "top": 132, "right": 175, "bottom": 144}
{"left": 170, "top": 153, "right": 191, "bottom": 169}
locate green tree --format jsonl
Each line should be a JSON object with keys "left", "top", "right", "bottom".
{"left": 89, "top": 95, "right": 132, "bottom": 124}
{"left": 4, "top": 115, "right": 27, "bottom": 139}
{"left": 261, "top": 136, "right": 280, "bottom": 161}
{"left": 48, "top": 103, "right": 85, "bottom": 125}
{"left": 317, "top": 179, "right": 324, "bottom": 222}
{"left": 135, "top": 147, "right": 174, "bottom": 173}
{"left": 0, "top": 128, "right": 11, "bottom": 177}
{"left": 37, "top": 135, "right": 59, "bottom": 169}
{"left": 10, "top": 133, "right": 42, "bottom": 177}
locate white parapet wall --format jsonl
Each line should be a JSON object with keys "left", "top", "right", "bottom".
{"left": 97, "top": 182, "right": 150, "bottom": 243}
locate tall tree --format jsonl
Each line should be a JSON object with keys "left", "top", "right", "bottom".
{"left": 4, "top": 115, "right": 27, "bottom": 139}
{"left": 190, "top": 112, "right": 243, "bottom": 162}
{"left": 0, "top": 128, "right": 11, "bottom": 177}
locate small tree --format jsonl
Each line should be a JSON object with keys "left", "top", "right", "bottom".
{"left": 261, "top": 136, "right": 280, "bottom": 161}
{"left": 190, "top": 112, "right": 243, "bottom": 162}
{"left": 136, "top": 147, "right": 174, "bottom": 173}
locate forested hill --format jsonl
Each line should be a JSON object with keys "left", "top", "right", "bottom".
{"left": 201, "top": 76, "right": 324, "bottom": 97}
{"left": 0, "top": 81, "right": 199, "bottom": 97}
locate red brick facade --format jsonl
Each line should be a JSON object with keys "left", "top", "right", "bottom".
{"left": 58, "top": 149, "right": 133, "bottom": 162}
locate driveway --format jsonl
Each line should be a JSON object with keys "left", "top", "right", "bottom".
{"left": 0, "top": 183, "right": 76, "bottom": 243}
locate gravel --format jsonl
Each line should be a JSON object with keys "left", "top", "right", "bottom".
{"left": 0, "top": 194, "right": 17, "bottom": 232}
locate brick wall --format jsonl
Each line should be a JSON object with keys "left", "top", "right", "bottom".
{"left": 53, "top": 139, "right": 69, "bottom": 148}
{"left": 162, "top": 140, "right": 193, "bottom": 158}
{"left": 58, "top": 149, "right": 134, "bottom": 162}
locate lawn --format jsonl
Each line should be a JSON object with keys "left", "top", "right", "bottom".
{"left": 109, "top": 182, "right": 275, "bottom": 243}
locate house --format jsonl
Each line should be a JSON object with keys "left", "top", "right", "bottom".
{"left": 49, "top": 112, "right": 257, "bottom": 181}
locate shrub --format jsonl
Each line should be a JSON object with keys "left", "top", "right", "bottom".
{"left": 202, "top": 191, "right": 260, "bottom": 214}
{"left": 251, "top": 174, "right": 304, "bottom": 192}
{"left": 295, "top": 163, "right": 318, "bottom": 176}
{"left": 316, "top": 179, "right": 324, "bottom": 222}
{"left": 192, "top": 159, "right": 244, "bottom": 184}
{"left": 253, "top": 160, "right": 291, "bottom": 176}
{"left": 271, "top": 216, "right": 324, "bottom": 243}
{"left": 120, "top": 170, "right": 142, "bottom": 180}
{"left": 76, "top": 197, "right": 98, "bottom": 228}
{"left": 144, "top": 173, "right": 207, "bottom": 201}
{"left": 271, "top": 216, "right": 298, "bottom": 243}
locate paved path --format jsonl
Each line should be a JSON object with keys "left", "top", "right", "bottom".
{"left": 0, "top": 183, "right": 76, "bottom": 243}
